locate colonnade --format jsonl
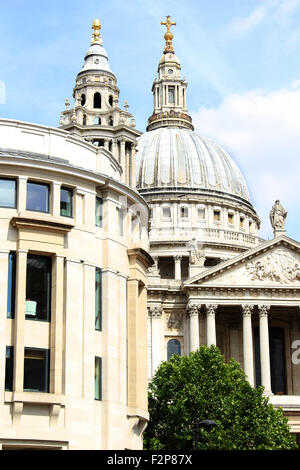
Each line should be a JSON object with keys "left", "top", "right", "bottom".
{"left": 187, "top": 303, "right": 272, "bottom": 393}
{"left": 149, "top": 303, "right": 275, "bottom": 395}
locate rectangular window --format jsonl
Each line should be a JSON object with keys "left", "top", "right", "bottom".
{"left": 95, "top": 268, "right": 102, "bottom": 331}
{"left": 180, "top": 206, "right": 188, "bottom": 218}
{"left": 168, "top": 86, "right": 175, "bottom": 104}
{"left": 197, "top": 207, "right": 205, "bottom": 219}
{"left": 214, "top": 210, "right": 221, "bottom": 222}
{"left": 26, "top": 181, "right": 49, "bottom": 213}
{"left": 0, "top": 178, "right": 16, "bottom": 208}
{"left": 228, "top": 213, "right": 234, "bottom": 224}
{"left": 24, "top": 348, "right": 49, "bottom": 393}
{"left": 7, "top": 252, "right": 16, "bottom": 319}
{"left": 60, "top": 186, "right": 73, "bottom": 217}
{"left": 95, "top": 197, "right": 103, "bottom": 227}
{"left": 162, "top": 207, "right": 171, "bottom": 218}
{"left": 95, "top": 356, "right": 102, "bottom": 400}
{"left": 5, "top": 346, "right": 13, "bottom": 391}
{"left": 26, "top": 255, "right": 51, "bottom": 321}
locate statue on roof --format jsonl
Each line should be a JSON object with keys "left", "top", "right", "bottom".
{"left": 269, "top": 200, "right": 287, "bottom": 230}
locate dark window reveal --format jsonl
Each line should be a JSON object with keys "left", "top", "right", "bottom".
{"left": 26, "top": 255, "right": 51, "bottom": 321}
{"left": 95, "top": 268, "right": 102, "bottom": 331}
{"left": 60, "top": 187, "right": 73, "bottom": 217}
{"left": 7, "top": 252, "right": 16, "bottom": 318}
{"left": 5, "top": 346, "right": 14, "bottom": 391}
{"left": 24, "top": 348, "right": 49, "bottom": 393}
{"left": 95, "top": 356, "right": 102, "bottom": 400}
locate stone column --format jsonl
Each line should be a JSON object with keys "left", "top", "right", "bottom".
{"left": 120, "top": 139, "right": 126, "bottom": 184}
{"left": 241, "top": 304, "right": 254, "bottom": 386}
{"left": 174, "top": 255, "right": 182, "bottom": 280}
{"left": 50, "top": 255, "right": 65, "bottom": 395}
{"left": 14, "top": 249, "right": 28, "bottom": 392}
{"left": 258, "top": 304, "right": 272, "bottom": 395}
{"left": 206, "top": 304, "right": 218, "bottom": 346}
{"left": 187, "top": 304, "right": 200, "bottom": 352}
{"left": 130, "top": 143, "right": 137, "bottom": 188}
{"left": 17, "top": 176, "right": 27, "bottom": 212}
{"left": 150, "top": 306, "right": 164, "bottom": 374}
{"left": 52, "top": 181, "right": 61, "bottom": 218}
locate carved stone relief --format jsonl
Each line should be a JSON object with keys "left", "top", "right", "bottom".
{"left": 245, "top": 248, "right": 300, "bottom": 284}
{"left": 167, "top": 311, "right": 183, "bottom": 329}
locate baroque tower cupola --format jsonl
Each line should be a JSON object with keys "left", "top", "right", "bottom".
{"left": 147, "top": 16, "right": 194, "bottom": 132}
{"left": 59, "top": 19, "right": 141, "bottom": 187}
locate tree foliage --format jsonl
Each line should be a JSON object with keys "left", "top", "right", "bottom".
{"left": 144, "top": 345, "right": 297, "bottom": 450}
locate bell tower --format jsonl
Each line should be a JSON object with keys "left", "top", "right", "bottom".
{"left": 59, "top": 19, "right": 141, "bottom": 187}
{"left": 147, "top": 16, "right": 194, "bottom": 132}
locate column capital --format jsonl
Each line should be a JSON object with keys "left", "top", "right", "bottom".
{"left": 206, "top": 304, "right": 218, "bottom": 316}
{"left": 258, "top": 304, "right": 270, "bottom": 317}
{"left": 149, "top": 306, "right": 163, "bottom": 318}
{"left": 174, "top": 254, "right": 183, "bottom": 262}
{"left": 241, "top": 304, "right": 254, "bottom": 317}
{"left": 187, "top": 304, "right": 200, "bottom": 316}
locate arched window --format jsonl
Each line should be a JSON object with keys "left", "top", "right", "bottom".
{"left": 167, "top": 339, "right": 181, "bottom": 361}
{"left": 82, "top": 114, "right": 86, "bottom": 126}
{"left": 93, "top": 92, "right": 101, "bottom": 109}
{"left": 109, "top": 116, "right": 113, "bottom": 126}
{"left": 81, "top": 94, "right": 86, "bottom": 106}
{"left": 108, "top": 95, "right": 113, "bottom": 107}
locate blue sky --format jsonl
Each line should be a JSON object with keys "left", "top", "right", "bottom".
{"left": 0, "top": 0, "right": 300, "bottom": 240}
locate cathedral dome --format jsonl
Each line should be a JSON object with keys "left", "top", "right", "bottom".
{"left": 136, "top": 127, "right": 251, "bottom": 203}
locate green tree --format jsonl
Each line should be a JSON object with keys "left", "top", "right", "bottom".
{"left": 144, "top": 345, "right": 297, "bottom": 450}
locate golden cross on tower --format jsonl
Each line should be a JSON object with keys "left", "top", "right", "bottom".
{"left": 91, "top": 19, "right": 102, "bottom": 44}
{"left": 161, "top": 16, "right": 176, "bottom": 53}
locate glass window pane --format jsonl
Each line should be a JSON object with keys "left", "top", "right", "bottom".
{"left": 26, "top": 182, "right": 49, "bottom": 213}
{"left": 95, "top": 268, "right": 102, "bottom": 331}
{"left": 26, "top": 255, "right": 51, "bottom": 321}
{"left": 60, "top": 187, "right": 72, "bottom": 217}
{"left": 95, "top": 197, "right": 103, "bottom": 227}
{"left": 7, "top": 252, "right": 16, "bottom": 318}
{"left": 198, "top": 208, "right": 205, "bottom": 219}
{"left": 24, "top": 348, "right": 49, "bottom": 392}
{"left": 163, "top": 207, "right": 171, "bottom": 218}
{"left": 5, "top": 346, "right": 13, "bottom": 391}
{"left": 95, "top": 356, "right": 102, "bottom": 400}
{"left": 0, "top": 179, "right": 16, "bottom": 208}
{"left": 168, "top": 86, "right": 175, "bottom": 104}
{"left": 167, "top": 339, "right": 181, "bottom": 361}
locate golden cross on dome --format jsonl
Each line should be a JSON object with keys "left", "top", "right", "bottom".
{"left": 91, "top": 19, "right": 102, "bottom": 44}
{"left": 161, "top": 15, "right": 176, "bottom": 34}
{"left": 161, "top": 16, "right": 176, "bottom": 53}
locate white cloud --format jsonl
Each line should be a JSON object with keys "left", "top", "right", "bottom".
{"left": 191, "top": 85, "right": 300, "bottom": 240}
{"left": 227, "top": 0, "right": 300, "bottom": 36}
{"left": 227, "top": 6, "right": 267, "bottom": 35}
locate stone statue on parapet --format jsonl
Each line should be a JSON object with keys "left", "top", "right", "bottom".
{"left": 269, "top": 200, "right": 287, "bottom": 236}
{"left": 187, "top": 237, "right": 205, "bottom": 266}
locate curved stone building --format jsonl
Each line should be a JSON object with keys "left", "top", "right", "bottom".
{"left": 136, "top": 17, "right": 300, "bottom": 443}
{"left": 0, "top": 21, "right": 152, "bottom": 450}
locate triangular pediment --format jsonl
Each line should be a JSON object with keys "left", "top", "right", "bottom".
{"left": 184, "top": 235, "right": 300, "bottom": 288}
